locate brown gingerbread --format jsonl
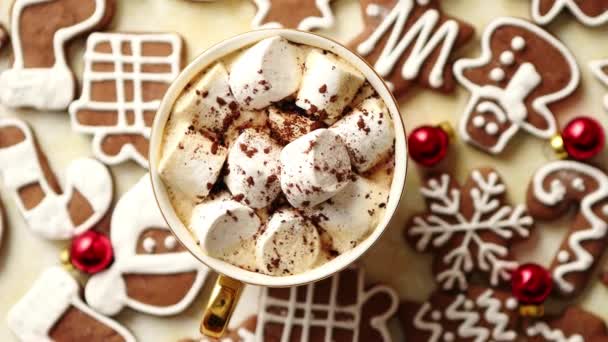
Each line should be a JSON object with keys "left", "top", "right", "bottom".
{"left": 525, "top": 307, "right": 608, "bottom": 341}
{"left": 531, "top": 0, "right": 608, "bottom": 26}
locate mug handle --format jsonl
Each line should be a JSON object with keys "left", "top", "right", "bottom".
{"left": 200, "top": 275, "right": 244, "bottom": 338}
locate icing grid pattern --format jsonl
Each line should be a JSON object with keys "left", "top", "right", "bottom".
{"left": 70, "top": 33, "right": 182, "bottom": 168}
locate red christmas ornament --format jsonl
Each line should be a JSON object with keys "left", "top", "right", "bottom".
{"left": 408, "top": 124, "right": 451, "bottom": 167}
{"left": 562, "top": 116, "right": 605, "bottom": 160}
{"left": 69, "top": 230, "right": 113, "bottom": 274}
{"left": 511, "top": 263, "right": 553, "bottom": 305}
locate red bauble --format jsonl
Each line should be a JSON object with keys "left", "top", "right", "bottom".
{"left": 70, "top": 230, "right": 113, "bottom": 274}
{"left": 562, "top": 116, "right": 605, "bottom": 160}
{"left": 408, "top": 125, "right": 450, "bottom": 167}
{"left": 511, "top": 263, "right": 553, "bottom": 305}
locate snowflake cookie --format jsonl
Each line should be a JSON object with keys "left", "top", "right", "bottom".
{"left": 590, "top": 59, "right": 608, "bottom": 113}
{"left": 404, "top": 167, "right": 534, "bottom": 291}
{"left": 527, "top": 160, "right": 608, "bottom": 297}
{"left": 400, "top": 286, "right": 520, "bottom": 342}
{"left": 530, "top": 0, "right": 608, "bottom": 27}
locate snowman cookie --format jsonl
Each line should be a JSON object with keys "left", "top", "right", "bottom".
{"left": 453, "top": 17, "right": 579, "bottom": 154}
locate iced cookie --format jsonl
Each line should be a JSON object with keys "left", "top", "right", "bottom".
{"left": 0, "top": 117, "right": 113, "bottom": 240}
{"left": 348, "top": 0, "right": 474, "bottom": 97}
{"left": 251, "top": 0, "right": 334, "bottom": 31}
{"left": 590, "top": 59, "right": 608, "bottom": 113}
{"left": 7, "top": 267, "right": 135, "bottom": 342}
{"left": 453, "top": 17, "right": 579, "bottom": 154}
{"left": 531, "top": 0, "right": 608, "bottom": 26}
{"left": 70, "top": 32, "right": 183, "bottom": 168}
{"left": 525, "top": 307, "right": 608, "bottom": 341}
{"left": 527, "top": 160, "right": 608, "bottom": 297}
{"left": 256, "top": 266, "right": 398, "bottom": 341}
{"left": 405, "top": 168, "right": 534, "bottom": 291}
{"left": 0, "top": 0, "right": 115, "bottom": 110}
{"left": 84, "top": 174, "right": 208, "bottom": 316}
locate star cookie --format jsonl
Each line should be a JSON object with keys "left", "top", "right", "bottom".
{"left": 251, "top": 0, "right": 334, "bottom": 31}
{"left": 531, "top": 0, "right": 608, "bottom": 26}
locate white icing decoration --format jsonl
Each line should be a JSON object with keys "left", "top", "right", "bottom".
{"left": 526, "top": 322, "right": 584, "bottom": 342}
{"left": 590, "top": 59, "right": 608, "bottom": 113}
{"left": 432, "top": 310, "right": 441, "bottom": 320}
{"left": 256, "top": 266, "right": 398, "bottom": 341}
{"left": 443, "top": 332, "right": 454, "bottom": 341}
{"left": 511, "top": 36, "right": 525, "bottom": 51}
{"left": 7, "top": 267, "right": 135, "bottom": 342}
{"left": 571, "top": 177, "right": 586, "bottom": 191}
{"left": 409, "top": 171, "right": 533, "bottom": 290}
{"left": 366, "top": 4, "right": 386, "bottom": 17}
{"left": 142, "top": 237, "right": 156, "bottom": 253}
{"left": 251, "top": 0, "right": 334, "bottom": 31}
{"left": 603, "top": 204, "right": 608, "bottom": 216}
{"left": 164, "top": 235, "right": 177, "bottom": 250}
{"left": 472, "top": 115, "right": 486, "bottom": 127}
{"left": 500, "top": 51, "right": 514, "bottom": 65}
{"left": 454, "top": 17, "right": 580, "bottom": 155}
{"left": 485, "top": 122, "right": 499, "bottom": 135}
{"left": 505, "top": 298, "right": 517, "bottom": 310}
{"left": 0, "top": 0, "right": 109, "bottom": 110}
{"left": 531, "top": 0, "right": 608, "bottom": 27}
{"left": 416, "top": 0, "right": 430, "bottom": 5}
{"left": 0, "top": 118, "right": 113, "bottom": 240}
{"left": 490, "top": 68, "right": 505, "bottom": 82}
{"left": 84, "top": 175, "right": 209, "bottom": 316}
{"left": 69, "top": 33, "right": 182, "bottom": 168}
{"left": 532, "top": 160, "right": 608, "bottom": 294}
{"left": 557, "top": 250, "right": 569, "bottom": 263}
{"left": 356, "top": 0, "right": 460, "bottom": 89}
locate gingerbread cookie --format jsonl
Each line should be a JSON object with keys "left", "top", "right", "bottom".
{"left": 348, "top": 0, "right": 474, "bottom": 97}
{"left": 400, "top": 286, "right": 520, "bottom": 342}
{"left": 590, "top": 59, "right": 608, "bottom": 113}
{"left": 527, "top": 160, "right": 608, "bottom": 297}
{"left": 0, "top": 117, "right": 113, "bottom": 240}
{"left": 251, "top": 0, "right": 334, "bottom": 31}
{"left": 256, "top": 266, "right": 398, "bottom": 341}
{"left": 405, "top": 168, "right": 534, "bottom": 291}
{"left": 0, "top": 0, "right": 115, "bottom": 110}
{"left": 84, "top": 174, "right": 209, "bottom": 316}
{"left": 525, "top": 307, "right": 608, "bottom": 341}
{"left": 69, "top": 32, "right": 183, "bottom": 168}
{"left": 7, "top": 266, "right": 135, "bottom": 342}
{"left": 453, "top": 17, "right": 580, "bottom": 154}
{"left": 531, "top": 0, "right": 608, "bottom": 26}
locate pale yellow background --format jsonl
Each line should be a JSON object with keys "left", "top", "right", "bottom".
{"left": 0, "top": 0, "right": 607, "bottom": 341}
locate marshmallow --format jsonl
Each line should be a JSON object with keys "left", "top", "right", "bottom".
{"left": 296, "top": 49, "right": 365, "bottom": 125}
{"left": 330, "top": 97, "right": 394, "bottom": 172}
{"left": 350, "top": 82, "right": 376, "bottom": 108}
{"left": 190, "top": 197, "right": 261, "bottom": 270}
{"left": 268, "top": 105, "right": 322, "bottom": 145}
{"left": 229, "top": 36, "right": 303, "bottom": 110}
{"left": 256, "top": 209, "right": 320, "bottom": 275}
{"left": 225, "top": 129, "right": 282, "bottom": 208}
{"left": 280, "top": 129, "right": 352, "bottom": 208}
{"left": 302, "top": 176, "right": 387, "bottom": 253}
{"left": 159, "top": 122, "right": 227, "bottom": 202}
{"left": 173, "top": 63, "right": 241, "bottom": 133}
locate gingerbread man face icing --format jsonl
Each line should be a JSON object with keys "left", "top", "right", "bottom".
{"left": 400, "top": 286, "right": 520, "bottom": 342}
{"left": 590, "top": 59, "right": 608, "bottom": 113}
{"left": 256, "top": 266, "right": 398, "bottom": 341}
{"left": 405, "top": 168, "right": 534, "bottom": 291}
{"left": 348, "top": 0, "right": 474, "bottom": 98}
{"left": 0, "top": 0, "right": 115, "bottom": 110}
{"left": 0, "top": 118, "right": 113, "bottom": 240}
{"left": 69, "top": 32, "right": 183, "bottom": 168}
{"left": 525, "top": 307, "right": 608, "bottom": 341}
{"left": 453, "top": 17, "right": 580, "bottom": 155}
{"left": 531, "top": 0, "right": 608, "bottom": 26}
{"left": 84, "top": 174, "right": 209, "bottom": 316}
{"left": 251, "top": 0, "right": 334, "bottom": 31}
{"left": 527, "top": 160, "right": 608, "bottom": 297}
{"left": 7, "top": 267, "right": 135, "bottom": 342}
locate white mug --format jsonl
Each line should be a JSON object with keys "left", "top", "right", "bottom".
{"left": 148, "top": 28, "right": 408, "bottom": 338}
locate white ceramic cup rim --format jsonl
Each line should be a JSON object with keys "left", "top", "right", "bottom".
{"left": 149, "top": 29, "right": 408, "bottom": 287}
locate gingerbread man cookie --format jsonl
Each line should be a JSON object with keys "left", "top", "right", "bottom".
{"left": 525, "top": 307, "right": 608, "bottom": 341}
{"left": 531, "top": 0, "right": 608, "bottom": 26}
{"left": 7, "top": 266, "right": 135, "bottom": 342}
{"left": 69, "top": 32, "right": 183, "bottom": 168}
{"left": 405, "top": 168, "right": 534, "bottom": 291}
{"left": 527, "top": 160, "right": 608, "bottom": 297}
{"left": 0, "top": 0, "right": 115, "bottom": 110}
{"left": 84, "top": 174, "right": 209, "bottom": 316}
{"left": 348, "top": 0, "right": 474, "bottom": 98}
{"left": 0, "top": 117, "right": 113, "bottom": 240}
{"left": 590, "top": 59, "right": 608, "bottom": 113}
{"left": 453, "top": 17, "right": 580, "bottom": 154}
{"left": 251, "top": 0, "right": 334, "bottom": 31}
{"left": 400, "top": 286, "right": 520, "bottom": 342}
{"left": 256, "top": 266, "right": 398, "bottom": 341}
